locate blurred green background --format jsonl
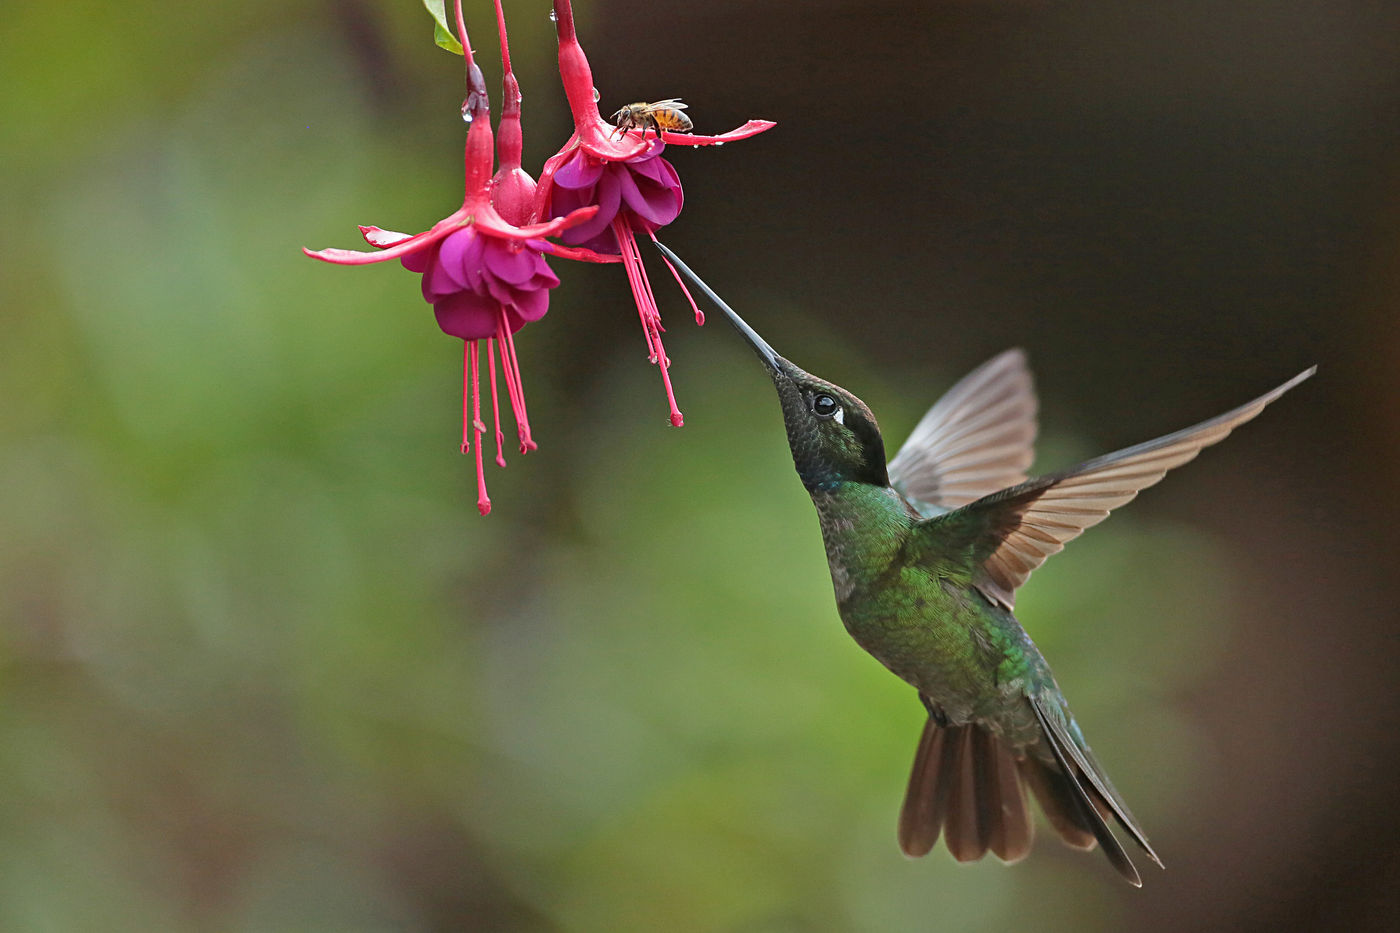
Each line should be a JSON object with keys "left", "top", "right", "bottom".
{"left": 3, "top": 1, "right": 1398, "bottom": 930}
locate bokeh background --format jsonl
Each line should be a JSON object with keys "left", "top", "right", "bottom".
{"left": 3, "top": 0, "right": 1398, "bottom": 930}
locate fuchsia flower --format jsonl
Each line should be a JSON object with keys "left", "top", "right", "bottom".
{"left": 304, "top": 1, "right": 596, "bottom": 515}
{"left": 303, "top": 0, "right": 774, "bottom": 513}
{"left": 536, "top": 0, "right": 774, "bottom": 427}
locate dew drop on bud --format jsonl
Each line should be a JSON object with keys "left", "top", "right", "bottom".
{"left": 462, "top": 109, "right": 474, "bottom": 124}
{"left": 548, "top": 9, "right": 557, "bottom": 21}
{"left": 592, "top": 87, "right": 601, "bottom": 103}
{"left": 714, "top": 140, "right": 725, "bottom": 146}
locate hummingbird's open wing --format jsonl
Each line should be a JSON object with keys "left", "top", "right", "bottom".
{"left": 887, "top": 349, "right": 1038, "bottom": 513}
{"left": 918, "top": 367, "right": 1314, "bottom": 609}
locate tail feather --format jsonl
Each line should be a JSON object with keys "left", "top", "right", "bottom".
{"left": 898, "top": 718, "right": 954, "bottom": 857}
{"left": 899, "top": 714, "right": 1033, "bottom": 865}
{"left": 899, "top": 695, "right": 1159, "bottom": 885}
{"left": 1018, "top": 756, "right": 1096, "bottom": 850}
{"left": 1029, "top": 698, "right": 1143, "bottom": 886}
{"left": 944, "top": 727, "right": 986, "bottom": 861}
{"left": 986, "top": 734, "right": 1033, "bottom": 863}
{"left": 1028, "top": 695, "right": 1164, "bottom": 886}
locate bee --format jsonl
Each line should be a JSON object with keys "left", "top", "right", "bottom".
{"left": 609, "top": 99, "right": 692, "bottom": 139}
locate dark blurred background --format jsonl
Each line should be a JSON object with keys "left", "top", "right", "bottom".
{"left": 2, "top": 0, "right": 1397, "bottom": 930}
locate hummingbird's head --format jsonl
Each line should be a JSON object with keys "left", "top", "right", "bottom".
{"left": 765, "top": 360, "right": 889, "bottom": 492}
{"left": 653, "top": 243, "right": 889, "bottom": 492}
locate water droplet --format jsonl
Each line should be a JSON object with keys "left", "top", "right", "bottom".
{"left": 714, "top": 140, "right": 725, "bottom": 146}
{"left": 548, "top": 9, "right": 557, "bottom": 21}
{"left": 462, "top": 109, "right": 474, "bottom": 124}
{"left": 592, "top": 87, "right": 601, "bottom": 103}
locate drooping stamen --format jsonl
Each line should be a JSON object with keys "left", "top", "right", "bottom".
{"left": 614, "top": 217, "right": 683, "bottom": 427}
{"left": 614, "top": 218, "right": 660, "bottom": 361}
{"left": 650, "top": 231, "right": 704, "bottom": 325}
{"left": 630, "top": 233, "right": 668, "bottom": 354}
{"left": 470, "top": 340, "right": 490, "bottom": 515}
{"left": 487, "top": 336, "right": 506, "bottom": 467}
{"left": 460, "top": 341, "right": 472, "bottom": 454}
{"left": 496, "top": 316, "right": 537, "bottom": 453}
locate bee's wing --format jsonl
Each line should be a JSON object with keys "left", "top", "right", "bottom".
{"left": 653, "top": 99, "right": 687, "bottom": 110}
{"left": 918, "top": 367, "right": 1314, "bottom": 609}
{"left": 887, "top": 349, "right": 1038, "bottom": 512}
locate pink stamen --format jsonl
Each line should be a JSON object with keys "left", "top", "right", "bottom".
{"left": 614, "top": 218, "right": 660, "bottom": 361}
{"left": 487, "top": 336, "right": 506, "bottom": 467}
{"left": 497, "top": 317, "right": 537, "bottom": 453}
{"left": 493, "top": 319, "right": 521, "bottom": 425}
{"left": 630, "top": 233, "right": 667, "bottom": 340}
{"left": 471, "top": 340, "right": 490, "bottom": 515}
{"left": 460, "top": 341, "right": 472, "bottom": 454}
{"left": 650, "top": 231, "right": 705, "bottom": 325}
{"left": 613, "top": 217, "right": 684, "bottom": 426}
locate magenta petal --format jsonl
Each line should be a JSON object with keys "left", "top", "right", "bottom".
{"left": 437, "top": 228, "right": 486, "bottom": 291}
{"left": 530, "top": 258, "right": 560, "bottom": 290}
{"left": 619, "top": 169, "right": 683, "bottom": 228}
{"left": 434, "top": 291, "right": 501, "bottom": 340}
{"left": 485, "top": 277, "right": 517, "bottom": 307}
{"left": 560, "top": 171, "right": 622, "bottom": 246}
{"left": 401, "top": 241, "right": 437, "bottom": 275}
{"left": 502, "top": 307, "right": 527, "bottom": 334}
{"left": 511, "top": 285, "right": 550, "bottom": 323}
{"left": 615, "top": 141, "right": 665, "bottom": 165}
{"left": 483, "top": 241, "right": 538, "bottom": 285}
{"left": 421, "top": 258, "right": 463, "bottom": 302}
{"left": 553, "top": 152, "right": 605, "bottom": 190}
{"left": 627, "top": 153, "right": 676, "bottom": 185}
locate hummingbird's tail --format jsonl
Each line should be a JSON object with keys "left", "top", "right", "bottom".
{"left": 898, "top": 698, "right": 1163, "bottom": 886}
{"left": 898, "top": 717, "right": 1034, "bottom": 866}
{"left": 1024, "top": 694, "right": 1163, "bottom": 886}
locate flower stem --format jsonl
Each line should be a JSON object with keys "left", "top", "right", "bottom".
{"left": 494, "top": 0, "right": 523, "bottom": 169}
{"left": 494, "top": 0, "right": 514, "bottom": 78}
{"left": 454, "top": 0, "right": 474, "bottom": 72}
{"left": 453, "top": 0, "right": 493, "bottom": 196}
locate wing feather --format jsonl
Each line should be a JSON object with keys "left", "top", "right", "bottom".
{"left": 888, "top": 349, "right": 1038, "bottom": 511}
{"left": 918, "top": 367, "right": 1314, "bottom": 608}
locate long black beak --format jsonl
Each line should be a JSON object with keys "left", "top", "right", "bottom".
{"left": 652, "top": 241, "right": 782, "bottom": 373}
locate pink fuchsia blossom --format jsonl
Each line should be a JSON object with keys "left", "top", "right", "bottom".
{"left": 536, "top": 0, "right": 774, "bottom": 427}
{"left": 304, "top": 0, "right": 595, "bottom": 514}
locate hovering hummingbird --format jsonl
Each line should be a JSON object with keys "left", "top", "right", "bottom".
{"left": 654, "top": 241, "right": 1313, "bottom": 886}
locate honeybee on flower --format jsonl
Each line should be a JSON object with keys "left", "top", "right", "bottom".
{"left": 610, "top": 99, "right": 693, "bottom": 139}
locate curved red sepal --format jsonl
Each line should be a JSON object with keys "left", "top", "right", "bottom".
{"left": 659, "top": 120, "right": 777, "bottom": 146}
{"left": 471, "top": 203, "right": 599, "bottom": 241}
{"left": 304, "top": 209, "right": 473, "bottom": 264}
{"left": 542, "top": 243, "right": 623, "bottom": 264}
{"left": 360, "top": 225, "right": 413, "bottom": 247}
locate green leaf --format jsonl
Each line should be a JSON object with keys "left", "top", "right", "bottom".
{"left": 421, "top": 0, "right": 464, "bottom": 55}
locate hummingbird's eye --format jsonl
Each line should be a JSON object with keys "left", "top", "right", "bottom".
{"left": 812, "top": 393, "right": 841, "bottom": 420}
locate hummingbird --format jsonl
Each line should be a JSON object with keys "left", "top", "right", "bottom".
{"left": 653, "top": 241, "right": 1314, "bottom": 886}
